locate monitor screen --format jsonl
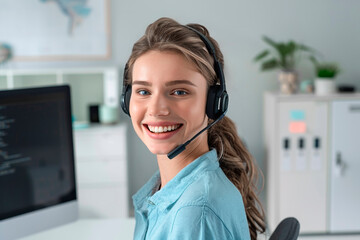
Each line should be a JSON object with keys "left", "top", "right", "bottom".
{"left": 0, "top": 85, "right": 77, "bottom": 240}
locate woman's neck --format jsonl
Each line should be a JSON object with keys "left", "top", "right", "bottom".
{"left": 156, "top": 137, "right": 209, "bottom": 188}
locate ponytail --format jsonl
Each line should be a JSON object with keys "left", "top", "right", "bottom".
{"left": 208, "top": 116, "right": 265, "bottom": 240}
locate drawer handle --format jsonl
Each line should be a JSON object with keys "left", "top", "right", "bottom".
{"left": 349, "top": 105, "right": 360, "bottom": 112}
{"left": 335, "top": 151, "right": 346, "bottom": 176}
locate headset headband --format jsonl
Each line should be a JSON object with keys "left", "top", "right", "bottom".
{"left": 184, "top": 25, "right": 226, "bottom": 93}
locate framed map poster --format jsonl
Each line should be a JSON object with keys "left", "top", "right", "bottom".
{"left": 0, "top": 0, "right": 111, "bottom": 61}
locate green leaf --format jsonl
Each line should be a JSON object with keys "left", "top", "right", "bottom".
{"left": 262, "top": 36, "right": 279, "bottom": 50}
{"left": 298, "top": 43, "right": 317, "bottom": 53}
{"left": 286, "top": 41, "right": 296, "bottom": 54}
{"left": 277, "top": 44, "right": 288, "bottom": 67}
{"left": 318, "top": 69, "right": 336, "bottom": 78}
{"left": 277, "top": 43, "right": 288, "bottom": 56}
{"left": 316, "top": 62, "right": 340, "bottom": 78}
{"left": 261, "top": 58, "right": 279, "bottom": 71}
{"left": 254, "top": 50, "right": 269, "bottom": 61}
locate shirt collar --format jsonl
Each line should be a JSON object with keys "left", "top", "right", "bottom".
{"left": 133, "top": 149, "right": 219, "bottom": 212}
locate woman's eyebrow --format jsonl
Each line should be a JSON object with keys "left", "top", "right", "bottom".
{"left": 132, "top": 80, "right": 151, "bottom": 86}
{"left": 165, "top": 80, "right": 196, "bottom": 86}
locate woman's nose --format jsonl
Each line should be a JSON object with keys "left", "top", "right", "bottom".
{"left": 147, "top": 93, "right": 170, "bottom": 117}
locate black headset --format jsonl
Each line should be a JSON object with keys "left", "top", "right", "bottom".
{"left": 120, "top": 25, "right": 228, "bottom": 121}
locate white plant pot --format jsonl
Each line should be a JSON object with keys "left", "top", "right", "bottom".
{"left": 315, "top": 78, "right": 336, "bottom": 96}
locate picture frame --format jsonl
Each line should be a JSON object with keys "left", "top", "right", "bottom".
{"left": 0, "top": 0, "right": 111, "bottom": 61}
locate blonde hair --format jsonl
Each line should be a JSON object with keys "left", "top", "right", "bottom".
{"left": 125, "top": 17, "right": 265, "bottom": 239}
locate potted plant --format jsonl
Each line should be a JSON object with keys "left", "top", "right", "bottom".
{"left": 311, "top": 58, "right": 340, "bottom": 95}
{"left": 254, "top": 36, "right": 316, "bottom": 94}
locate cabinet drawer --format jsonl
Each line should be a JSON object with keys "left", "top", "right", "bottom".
{"left": 74, "top": 133, "right": 126, "bottom": 157}
{"left": 77, "top": 184, "right": 129, "bottom": 218}
{"left": 75, "top": 154, "right": 126, "bottom": 162}
{"left": 76, "top": 158, "right": 127, "bottom": 184}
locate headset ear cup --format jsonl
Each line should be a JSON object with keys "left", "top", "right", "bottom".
{"left": 206, "top": 85, "right": 229, "bottom": 120}
{"left": 222, "top": 91, "right": 229, "bottom": 113}
{"left": 206, "top": 86, "right": 218, "bottom": 120}
{"left": 121, "top": 85, "right": 132, "bottom": 116}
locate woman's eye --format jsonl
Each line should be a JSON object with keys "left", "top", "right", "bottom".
{"left": 137, "top": 90, "right": 150, "bottom": 96}
{"left": 173, "top": 90, "right": 188, "bottom": 96}
{"left": 136, "top": 89, "right": 150, "bottom": 96}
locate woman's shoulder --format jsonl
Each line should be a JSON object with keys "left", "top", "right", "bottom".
{"left": 178, "top": 167, "right": 245, "bottom": 212}
{"left": 170, "top": 203, "right": 234, "bottom": 239}
{"left": 172, "top": 170, "right": 250, "bottom": 239}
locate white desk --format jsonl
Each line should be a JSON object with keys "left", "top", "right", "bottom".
{"left": 20, "top": 218, "right": 135, "bottom": 240}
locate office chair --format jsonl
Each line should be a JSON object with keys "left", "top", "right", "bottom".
{"left": 269, "top": 217, "right": 300, "bottom": 240}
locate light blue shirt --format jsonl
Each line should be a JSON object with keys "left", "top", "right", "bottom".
{"left": 132, "top": 149, "right": 251, "bottom": 240}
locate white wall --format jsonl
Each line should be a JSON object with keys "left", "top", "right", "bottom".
{"left": 6, "top": 0, "right": 360, "bottom": 214}
{"left": 111, "top": 0, "right": 360, "bottom": 212}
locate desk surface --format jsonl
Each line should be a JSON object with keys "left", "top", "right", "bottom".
{"left": 19, "top": 218, "right": 135, "bottom": 240}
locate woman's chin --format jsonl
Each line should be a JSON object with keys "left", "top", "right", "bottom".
{"left": 147, "top": 145, "right": 177, "bottom": 156}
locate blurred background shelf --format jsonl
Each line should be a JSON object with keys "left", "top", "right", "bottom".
{"left": 0, "top": 67, "right": 119, "bottom": 123}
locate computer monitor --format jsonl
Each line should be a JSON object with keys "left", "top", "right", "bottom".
{"left": 0, "top": 85, "right": 78, "bottom": 240}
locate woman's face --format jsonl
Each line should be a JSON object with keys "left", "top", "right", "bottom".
{"left": 130, "top": 50, "right": 209, "bottom": 156}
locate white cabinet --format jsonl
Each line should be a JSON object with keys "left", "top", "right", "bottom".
{"left": 73, "top": 124, "right": 129, "bottom": 218}
{"left": 330, "top": 101, "right": 360, "bottom": 232}
{"left": 264, "top": 92, "right": 360, "bottom": 234}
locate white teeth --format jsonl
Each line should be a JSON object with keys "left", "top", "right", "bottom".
{"left": 148, "top": 124, "right": 180, "bottom": 133}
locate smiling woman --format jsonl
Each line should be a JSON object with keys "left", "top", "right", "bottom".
{"left": 121, "top": 17, "right": 265, "bottom": 240}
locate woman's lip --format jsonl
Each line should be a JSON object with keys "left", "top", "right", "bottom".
{"left": 144, "top": 121, "right": 182, "bottom": 127}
